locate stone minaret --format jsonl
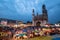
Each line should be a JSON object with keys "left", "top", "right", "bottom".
{"left": 32, "top": 9, "right": 35, "bottom": 26}
{"left": 42, "top": 4, "right": 48, "bottom": 21}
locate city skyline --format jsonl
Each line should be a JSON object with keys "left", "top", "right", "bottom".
{"left": 0, "top": 0, "right": 60, "bottom": 24}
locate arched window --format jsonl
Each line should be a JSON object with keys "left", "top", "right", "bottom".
{"left": 36, "top": 22, "right": 41, "bottom": 26}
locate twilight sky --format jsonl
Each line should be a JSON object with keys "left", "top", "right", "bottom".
{"left": 0, "top": 0, "right": 60, "bottom": 24}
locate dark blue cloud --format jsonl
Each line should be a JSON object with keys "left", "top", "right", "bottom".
{"left": 0, "top": 0, "right": 60, "bottom": 23}
{"left": 44, "top": 0, "right": 60, "bottom": 23}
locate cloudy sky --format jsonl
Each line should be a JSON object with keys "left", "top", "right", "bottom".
{"left": 0, "top": 0, "right": 60, "bottom": 23}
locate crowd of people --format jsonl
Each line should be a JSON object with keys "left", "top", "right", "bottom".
{"left": 13, "top": 26, "right": 60, "bottom": 39}
{"left": 0, "top": 26, "right": 60, "bottom": 40}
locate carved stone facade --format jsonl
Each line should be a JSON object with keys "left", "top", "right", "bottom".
{"left": 32, "top": 4, "right": 48, "bottom": 26}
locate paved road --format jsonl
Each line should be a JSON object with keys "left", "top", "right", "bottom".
{"left": 52, "top": 34, "right": 60, "bottom": 38}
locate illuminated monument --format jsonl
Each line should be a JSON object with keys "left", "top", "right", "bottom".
{"left": 32, "top": 4, "right": 48, "bottom": 26}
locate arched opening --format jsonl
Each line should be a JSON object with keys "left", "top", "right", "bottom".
{"left": 36, "top": 22, "right": 41, "bottom": 26}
